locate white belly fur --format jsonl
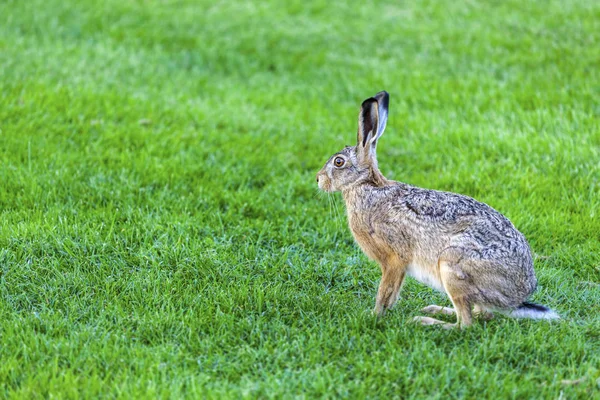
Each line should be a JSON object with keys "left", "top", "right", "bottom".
{"left": 406, "top": 262, "right": 445, "bottom": 292}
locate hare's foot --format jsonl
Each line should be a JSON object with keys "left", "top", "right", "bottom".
{"left": 473, "top": 304, "right": 494, "bottom": 321}
{"left": 413, "top": 316, "right": 457, "bottom": 329}
{"left": 421, "top": 305, "right": 456, "bottom": 316}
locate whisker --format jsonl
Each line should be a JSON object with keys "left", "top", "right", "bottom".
{"left": 331, "top": 194, "right": 344, "bottom": 229}
{"left": 314, "top": 186, "right": 344, "bottom": 232}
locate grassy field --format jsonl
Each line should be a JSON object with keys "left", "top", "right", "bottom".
{"left": 1, "top": 0, "right": 599, "bottom": 398}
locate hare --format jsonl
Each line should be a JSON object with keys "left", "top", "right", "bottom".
{"left": 316, "top": 91, "right": 559, "bottom": 328}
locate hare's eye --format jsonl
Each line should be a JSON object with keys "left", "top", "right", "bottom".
{"left": 334, "top": 157, "right": 345, "bottom": 167}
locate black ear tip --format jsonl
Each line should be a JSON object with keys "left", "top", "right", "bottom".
{"left": 361, "top": 97, "right": 378, "bottom": 108}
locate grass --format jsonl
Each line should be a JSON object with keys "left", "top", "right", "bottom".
{"left": 1, "top": 0, "right": 599, "bottom": 398}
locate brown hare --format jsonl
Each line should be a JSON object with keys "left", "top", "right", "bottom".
{"left": 316, "top": 91, "right": 559, "bottom": 329}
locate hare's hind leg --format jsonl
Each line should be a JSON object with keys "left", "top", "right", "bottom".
{"left": 436, "top": 249, "right": 478, "bottom": 329}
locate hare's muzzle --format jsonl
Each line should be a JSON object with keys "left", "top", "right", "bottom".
{"left": 316, "top": 171, "right": 331, "bottom": 192}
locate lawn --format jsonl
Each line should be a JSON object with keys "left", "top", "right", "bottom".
{"left": 1, "top": 0, "right": 599, "bottom": 398}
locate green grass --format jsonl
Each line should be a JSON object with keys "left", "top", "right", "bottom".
{"left": 1, "top": 0, "right": 599, "bottom": 398}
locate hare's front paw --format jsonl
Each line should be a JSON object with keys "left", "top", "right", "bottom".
{"left": 372, "top": 304, "right": 386, "bottom": 318}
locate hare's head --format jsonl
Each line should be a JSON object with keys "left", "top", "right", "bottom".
{"left": 317, "top": 91, "right": 389, "bottom": 192}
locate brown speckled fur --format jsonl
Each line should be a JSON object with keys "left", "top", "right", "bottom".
{"left": 317, "top": 91, "right": 558, "bottom": 328}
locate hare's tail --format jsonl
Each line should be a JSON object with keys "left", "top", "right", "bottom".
{"left": 506, "top": 302, "right": 560, "bottom": 320}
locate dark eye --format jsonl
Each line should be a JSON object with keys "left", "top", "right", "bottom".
{"left": 334, "top": 157, "right": 345, "bottom": 167}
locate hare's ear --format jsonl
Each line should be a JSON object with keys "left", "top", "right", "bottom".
{"left": 356, "top": 91, "right": 389, "bottom": 160}
{"left": 371, "top": 91, "right": 389, "bottom": 148}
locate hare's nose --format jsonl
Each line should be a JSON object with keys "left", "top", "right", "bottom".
{"left": 316, "top": 176, "right": 319, "bottom": 183}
